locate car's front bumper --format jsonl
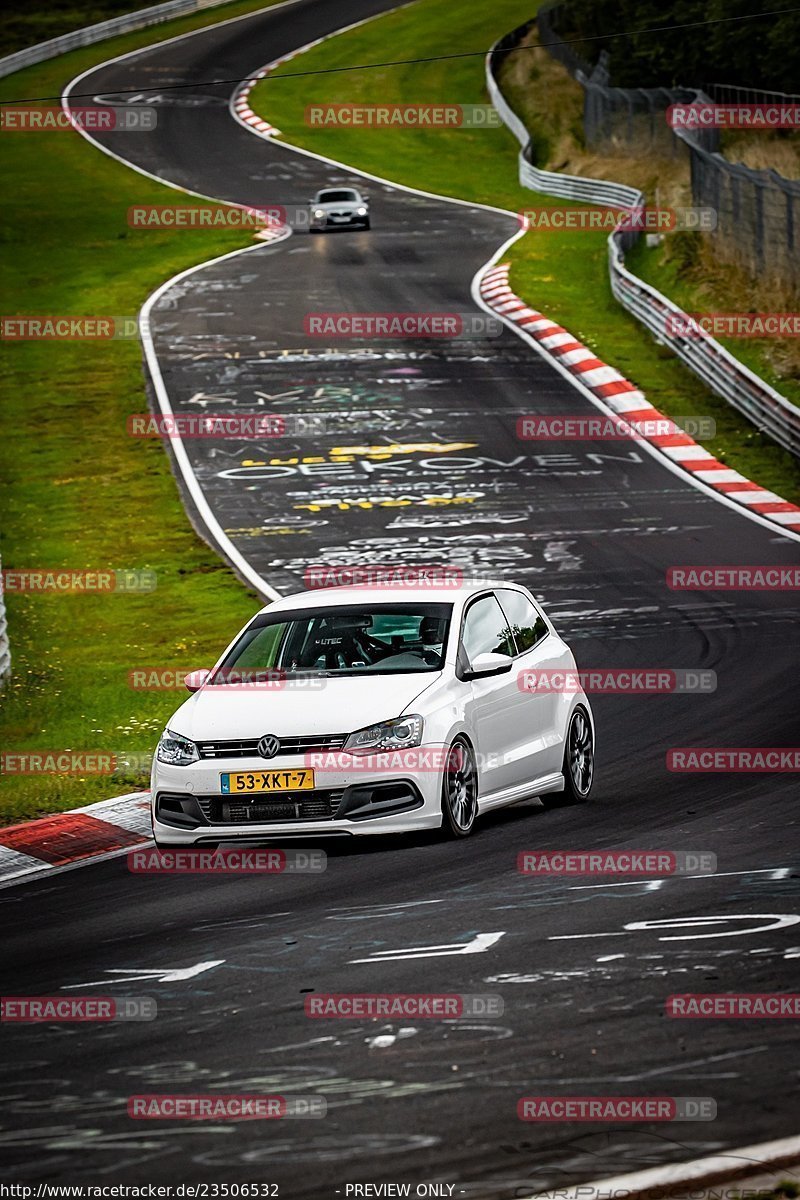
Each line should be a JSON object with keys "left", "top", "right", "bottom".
{"left": 310, "top": 212, "right": 367, "bottom": 228}
{"left": 151, "top": 755, "right": 442, "bottom": 843}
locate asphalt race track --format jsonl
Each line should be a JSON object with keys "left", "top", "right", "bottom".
{"left": 4, "top": 1, "right": 800, "bottom": 1195}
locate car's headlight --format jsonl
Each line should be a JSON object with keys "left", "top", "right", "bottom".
{"left": 343, "top": 714, "right": 423, "bottom": 754}
{"left": 356, "top": 206, "right": 367, "bottom": 215}
{"left": 156, "top": 729, "right": 199, "bottom": 766}
{"left": 313, "top": 209, "right": 326, "bottom": 218}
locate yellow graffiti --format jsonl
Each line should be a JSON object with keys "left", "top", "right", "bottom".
{"left": 240, "top": 442, "right": 475, "bottom": 468}
{"left": 330, "top": 442, "right": 475, "bottom": 460}
{"left": 293, "top": 496, "right": 478, "bottom": 513}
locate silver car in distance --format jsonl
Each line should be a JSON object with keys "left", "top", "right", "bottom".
{"left": 309, "top": 187, "right": 370, "bottom": 231}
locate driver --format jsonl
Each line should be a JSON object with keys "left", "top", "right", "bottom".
{"left": 419, "top": 615, "right": 447, "bottom": 665}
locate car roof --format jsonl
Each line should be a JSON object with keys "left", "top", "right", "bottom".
{"left": 258, "top": 581, "right": 520, "bottom": 615}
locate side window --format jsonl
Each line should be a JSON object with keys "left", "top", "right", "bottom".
{"left": 460, "top": 595, "right": 515, "bottom": 663}
{"left": 497, "top": 589, "right": 549, "bottom": 655}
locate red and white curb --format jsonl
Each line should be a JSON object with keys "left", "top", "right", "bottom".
{"left": 229, "top": 14, "right": 391, "bottom": 144}
{"left": 481, "top": 262, "right": 800, "bottom": 535}
{"left": 231, "top": 31, "right": 328, "bottom": 140}
{"left": 518, "top": 1133, "right": 800, "bottom": 1200}
{"left": 0, "top": 792, "right": 152, "bottom": 887}
{"left": 232, "top": 66, "right": 281, "bottom": 138}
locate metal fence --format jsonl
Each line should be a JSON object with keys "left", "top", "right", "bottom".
{"left": 485, "top": 28, "right": 800, "bottom": 459}
{"left": 0, "top": 0, "right": 238, "bottom": 80}
{"left": 537, "top": 3, "right": 800, "bottom": 292}
{"left": 675, "top": 131, "right": 800, "bottom": 289}
{"left": 705, "top": 82, "right": 800, "bottom": 106}
{"left": 537, "top": 7, "right": 705, "bottom": 155}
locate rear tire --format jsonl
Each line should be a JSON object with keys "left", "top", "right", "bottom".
{"left": 541, "top": 706, "right": 594, "bottom": 808}
{"left": 441, "top": 738, "right": 479, "bottom": 837}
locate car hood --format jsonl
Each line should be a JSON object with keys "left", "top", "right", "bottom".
{"left": 315, "top": 200, "right": 362, "bottom": 211}
{"left": 168, "top": 672, "right": 440, "bottom": 741}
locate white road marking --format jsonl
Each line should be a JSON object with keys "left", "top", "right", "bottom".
{"left": 517, "top": 1132, "right": 800, "bottom": 1200}
{"left": 350, "top": 932, "right": 505, "bottom": 963}
{"left": 627, "top": 915, "right": 800, "bottom": 940}
{"left": 568, "top": 866, "right": 792, "bottom": 890}
{"left": 62, "top": 960, "right": 225, "bottom": 987}
{"left": 552, "top": 914, "right": 800, "bottom": 942}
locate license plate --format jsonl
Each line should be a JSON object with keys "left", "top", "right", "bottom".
{"left": 220, "top": 769, "right": 315, "bottom": 795}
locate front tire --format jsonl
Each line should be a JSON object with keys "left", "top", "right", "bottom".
{"left": 441, "top": 738, "right": 478, "bottom": 837}
{"left": 541, "top": 706, "right": 594, "bottom": 807}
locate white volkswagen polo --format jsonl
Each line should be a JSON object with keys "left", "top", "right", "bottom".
{"left": 151, "top": 582, "right": 595, "bottom": 845}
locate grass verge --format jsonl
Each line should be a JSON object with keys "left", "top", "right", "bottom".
{"left": 0, "top": 0, "right": 216, "bottom": 58}
{"left": 0, "top": 0, "right": 288, "bottom": 824}
{"left": 250, "top": 0, "right": 800, "bottom": 502}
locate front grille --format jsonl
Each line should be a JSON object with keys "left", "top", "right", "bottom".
{"left": 197, "top": 734, "right": 346, "bottom": 760}
{"left": 196, "top": 790, "right": 343, "bottom": 824}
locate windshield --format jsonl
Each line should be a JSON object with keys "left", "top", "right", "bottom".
{"left": 316, "top": 190, "right": 358, "bottom": 203}
{"left": 214, "top": 604, "right": 452, "bottom": 678}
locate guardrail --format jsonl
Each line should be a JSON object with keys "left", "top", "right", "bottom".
{"left": 0, "top": 556, "right": 9, "bottom": 684}
{"left": 485, "top": 31, "right": 642, "bottom": 209}
{"left": 609, "top": 238, "right": 800, "bottom": 455}
{"left": 485, "top": 31, "right": 800, "bottom": 459}
{"left": 0, "top": 0, "right": 238, "bottom": 80}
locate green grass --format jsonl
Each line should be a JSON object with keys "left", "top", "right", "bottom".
{"left": 0, "top": 0, "right": 292, "bottom": 825}
{"left": 627, "top": 234, "right": 800, "bottom": 409}
{"left": 3, "top": 0, "right": 799, "bottom": 826}
{"left": 0, "top": 0, "right": 203, "bottom": 57}
{"left": 250, "top": 0, "right": 800, "bottom": 503}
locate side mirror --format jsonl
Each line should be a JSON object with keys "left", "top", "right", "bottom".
{"left": 184, "top": 668, "right": 211, "bottom": 693}
{"left": 468, "top": 652, "right": 512, "bottom": 679}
